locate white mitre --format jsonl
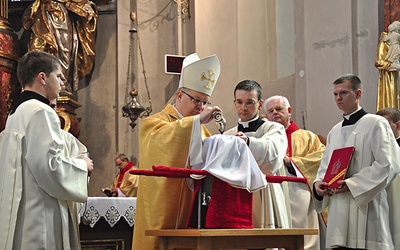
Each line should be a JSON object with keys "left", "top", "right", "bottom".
{"left": 178, "top": 53, "right": 221, "bottom": 96}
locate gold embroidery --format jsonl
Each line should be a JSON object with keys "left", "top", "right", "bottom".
{"left": 201, "top": 70, "right": 216, "bottom": 90}
{"left": 328, "top": 168, "right": 347, "bottom": 186}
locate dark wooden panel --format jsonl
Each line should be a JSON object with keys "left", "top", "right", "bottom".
{"left": 80, "top": 218, "right": 133, "bottom": 250}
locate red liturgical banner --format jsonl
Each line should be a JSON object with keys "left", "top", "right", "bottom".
{"left": 323, "top": 146, "right": 355, "bottom": 188}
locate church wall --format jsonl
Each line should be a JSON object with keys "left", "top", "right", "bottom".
{"left": 76, "top": 0, "right": 141, "bottom": 196}
{"left": 355, "top": 2, "right": 380, "bottom": 115}
{"left": 76, "top": 10, "right": 120, "bottom": 196}
{"left": 193, "top": 0, "right": 240, "bottom": 131}
{"left": 192, "top": 0, "right": 297, "bottom": 132}
{"left": 276, "top": 0, "right": 295, "bottom": 79}
{"left": 301, "top": 0, "right": 379, "bottom": 137}
{"left": 303, "top": 1, "right": 354, "bottom": 136}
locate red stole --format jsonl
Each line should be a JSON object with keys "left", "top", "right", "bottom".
{"left": 117, "top": 162, "right": 134, "bottom": 188}
{"left": 285, "top": 121, "right": 300, "bottom": 157}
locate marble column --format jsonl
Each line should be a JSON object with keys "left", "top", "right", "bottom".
{"left": 0, "top": 0, "right": 20, "bottom": 131}
{"left": 384, "top": 0, "right": 400, "bottom": 31}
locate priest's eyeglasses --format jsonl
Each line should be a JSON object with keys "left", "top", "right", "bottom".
{"left": 116, "top": 160, "right": 126, "bottom": 167}
{"left": 234, "top": 100, "right": 259, "bottom": 107}
{"left": 181, "top": 90, "right": 211, "bottom": 106}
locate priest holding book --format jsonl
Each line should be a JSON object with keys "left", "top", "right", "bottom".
{"left": 313, "top": 74, "right": 400, "bottom": 250}
{"left": 103, "top": 153, "right": 138, "bottom": 197}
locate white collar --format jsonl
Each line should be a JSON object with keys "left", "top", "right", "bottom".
{"left": 238, "top": 115, "right": 259, "bottom": 128}
{"left": 172, "top": 105, "right": 184, "bottom": 118}
{"left": 343, "top": 106, "right": 362, "bottom": 120}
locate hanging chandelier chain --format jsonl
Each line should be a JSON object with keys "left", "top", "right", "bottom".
{"left": 121, "top": 10, "right": 152, "bottom": 132}
{"left": 124, "top": 31, "right": 133, "bottom": 104}
{"left": 137, "top": 29, "right": 152, "bottom": 116}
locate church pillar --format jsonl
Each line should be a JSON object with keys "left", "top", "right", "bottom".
{"left": 0, "top": 0, "right": 20, "bottom": 131}
{"left": 384, "top": 0, "right": 400, "bottom": 32}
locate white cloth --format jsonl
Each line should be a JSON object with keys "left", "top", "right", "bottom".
{"left": 225, "top": 121, "right": 290, "bottom": 229}
{"left": 117, "top": 189, "right": 127, "bottom": 197}
{"left": 187, "top": 114, "right": 204, "bottom": 166}
{"left": 225, "top": 121, "right": 287, "bottom": 175}
{"left": 60, "top": 129, "right": 89, "bottom": 234}
{"left": 314, "top": 114, "right": 400, "bottom": 249}
{"left": 387, "top": 175, "right": 400, "bottom": 250}
{"left": 80, "top": 197, "right": 137, "bottom": 228}
{"left": 0, "top": 99, "right": 89, "bottom": 250}
{"left": 191, "top": 134, "right": 267, "bottom": 192}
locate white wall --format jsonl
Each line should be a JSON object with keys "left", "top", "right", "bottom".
{"left": 276, "top": 0, "right": 295, "bottom": 79}
{"left": 300, "top": 0, "right": 379, "bottom": 136}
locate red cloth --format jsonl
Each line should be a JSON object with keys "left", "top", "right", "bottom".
{"left": 129, "top": 166, "right": 211, "bottom": 178}
{"left": 187, "top": 177, "right": 253, "bottom": 229}
{"left": 152, "top": 165, "right": 211, "bottom": 176}
{"left": 206, "top": 177, "right": 253, "bottom": 228}
{"left": 129, "top": 169, "right": 185, "bottom": 177}
{"left": 116, "top": 162, "right": 134, "bottom": 188}
{"left": 285, "top": 121, "right": 300, "bottom": 157}
{"left": 129, "top": 166, "right": 307, "bottom": 183}
{"left": 267, "top": 175, "right": 307, "bottom": 184}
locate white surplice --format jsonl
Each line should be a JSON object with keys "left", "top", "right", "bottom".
{"left": 0, "top": 99, "right": 89, "bottom": 250}
{"left": 314, "top": 114, "right": 400, "bottom": 250}
{"left": 225, "top": 119, "right": 290, "bottom": 229}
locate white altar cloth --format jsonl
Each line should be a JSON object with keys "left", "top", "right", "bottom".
{"left": 80, "top": 197, "right": 137, "bottom": 228}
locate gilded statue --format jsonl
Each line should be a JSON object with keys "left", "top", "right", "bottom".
{"left": 375, "top": 20, "right": 400, "bottom": 110}
{"left": 22, "top": 0, "right": 98, "bottom": 94}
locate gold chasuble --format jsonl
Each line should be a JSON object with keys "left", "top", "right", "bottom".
{"left": 286, "top": 122, "right": 325, "bottom": 190}
{"left": 286, "top": 122, "right": 327, "bottom": 249}
{"left": 375, "top": 32, "right": 400, "bottom": 110}
{"left": 109, "top": 162, "right": 138, "bottom": 197}
{"left": 286, "top": 122, "right": 328, "bottom": 225}
{"left": 132, "top": 104, "right": 211, "bottom": 250}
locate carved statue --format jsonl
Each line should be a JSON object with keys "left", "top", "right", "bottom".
{"left": 22, "top": 0, "right": 98, "bottom": 94}
{"left": 375, "top": 20, "right": 400, "bottom": 110}
{"left": 384, "top": 21, "right": 400, "bottom": 71}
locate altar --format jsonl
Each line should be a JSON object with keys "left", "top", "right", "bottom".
{"left": 79, "top": 197, "right": 136, "bottom": 250}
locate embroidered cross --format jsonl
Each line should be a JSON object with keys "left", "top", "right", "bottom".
{"left": 201, "top": 70, "right": 216, "bottom": 90}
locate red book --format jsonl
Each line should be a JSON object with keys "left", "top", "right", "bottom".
{"left": 322, "top": 146, "right": 355, "bottom": 188}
